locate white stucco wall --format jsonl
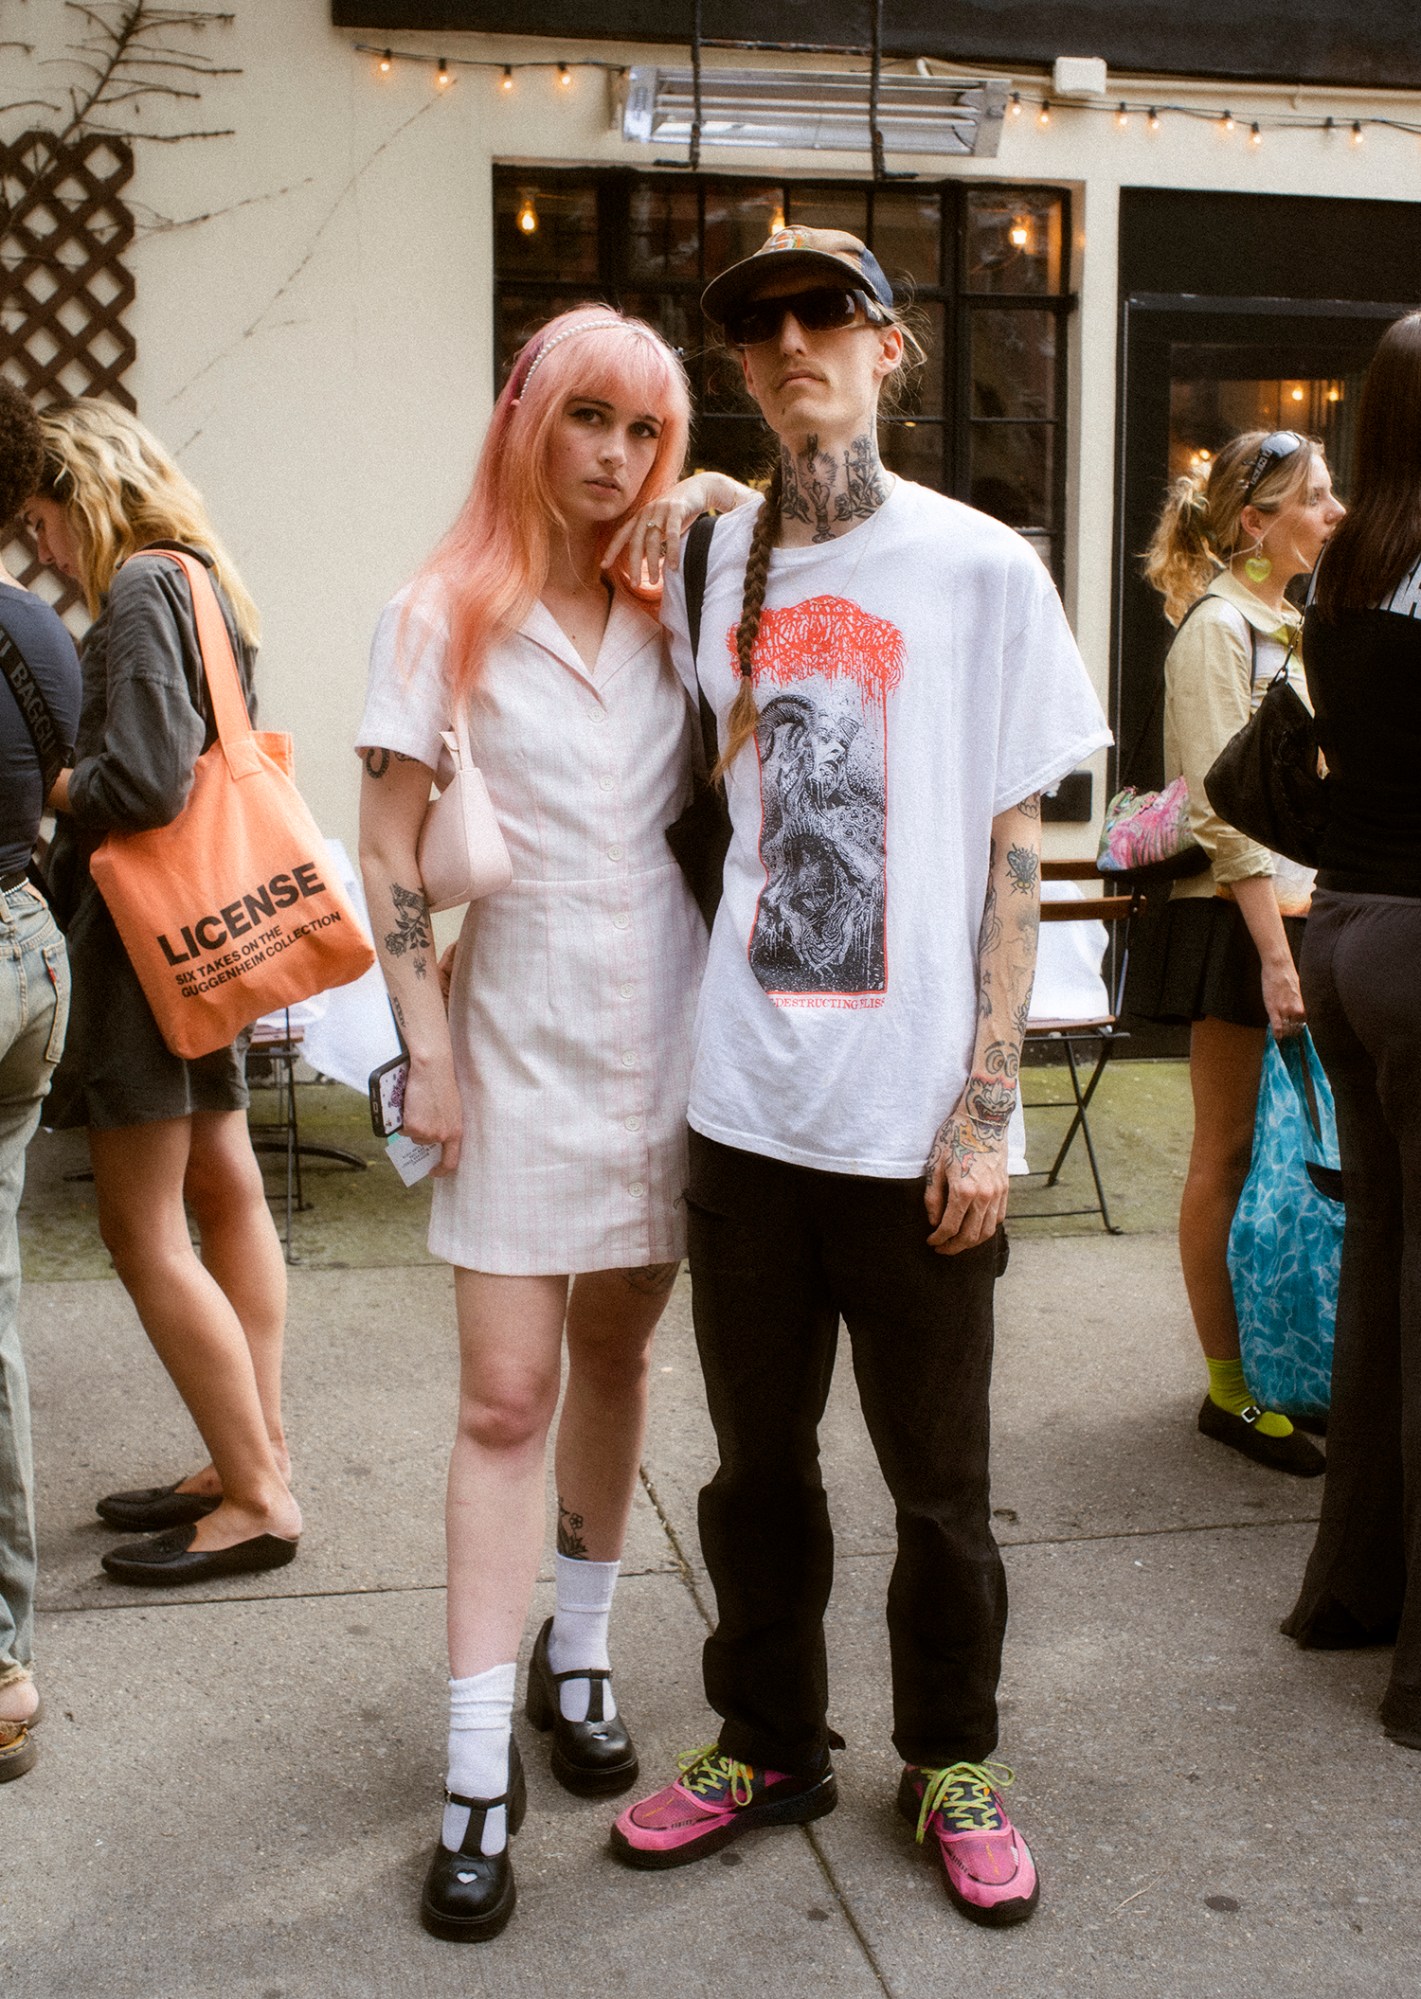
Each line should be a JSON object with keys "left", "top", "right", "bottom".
{"left": 6, "top": 7, "right": 1419, "bottom": 852}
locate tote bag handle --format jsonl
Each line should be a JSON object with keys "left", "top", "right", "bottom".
{"left": 135, "top": 549, "right": 264, "bottom": 781}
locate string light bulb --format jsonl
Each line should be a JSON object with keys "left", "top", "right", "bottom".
{"left": 1351, "top": 120, "right": 1365, "bottom": 145}
{"left": 1148, "top": 107, "right": 1160, "bottom": 132}
{"left": 1115, "top": 103, "right": 1129, "bottom": 130}
{"left": 1037, "top": 101, "right": 1052, "bottom": 127}
{"left": 1249, "top": 122, "right": 1263, "bottom": 148}
{"left": 376, "top": 48, "right": 392, "bottom": 75}
{"left": 1008, "top": 91, "right": 1022, "bottom": 118}
{"left": 435, "top": 56, "right": 452, "bottom": 90}
{"left": 501, "top": 64, "right": 514, "bottom": 92}
{"left": 558, "top": 62, "right": 572, "bottom": 88}
{"left": 516, "top": 191, "right": 539, "bottom": 236}
{"left": 1219, "top": 110, "right": 1235, "bottom": 133}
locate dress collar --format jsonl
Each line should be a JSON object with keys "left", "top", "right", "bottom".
{"left": 518, "top": 588, "right": 660, "bottom": 688}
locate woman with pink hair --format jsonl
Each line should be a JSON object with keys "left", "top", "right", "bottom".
{"left": 357, "top": 307, "right": 742, "bottom": 1943}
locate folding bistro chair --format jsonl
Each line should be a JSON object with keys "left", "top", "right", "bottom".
{"left": 1014, "top": 860, "right": 1141, "bottom": 1234}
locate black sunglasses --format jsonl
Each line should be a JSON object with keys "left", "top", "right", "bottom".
{"left": 1241, "top": 430, "right": 1307, "bottom": 502}
{"left": 724, "top": 286, "right": 890, "bottom": 348}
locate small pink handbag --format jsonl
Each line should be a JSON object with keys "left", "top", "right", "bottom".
{"left": 416, "top": 706, "right": 513, "bottom": 912}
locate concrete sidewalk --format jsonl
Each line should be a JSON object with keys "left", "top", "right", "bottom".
{"left": 4, "top": 1233, "right": 1419, "bottom": 1997}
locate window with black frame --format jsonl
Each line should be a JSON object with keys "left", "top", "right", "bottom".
{"left": 494, "top": 169, "right": 1072, "bottom": 579}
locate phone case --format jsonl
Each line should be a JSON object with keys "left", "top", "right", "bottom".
{"left": 369, "top": 1053, "right": 409, "bottom": 1136}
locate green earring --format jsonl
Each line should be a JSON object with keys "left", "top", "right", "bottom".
{"left": 1244, "top": 545, "right": 1272, "bottom": 583}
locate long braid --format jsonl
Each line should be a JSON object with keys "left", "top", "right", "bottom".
{"left": 712, "top": 461, "right": 782, "bottom": 781}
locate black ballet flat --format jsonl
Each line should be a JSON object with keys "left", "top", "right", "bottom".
{"left": 1197, "top": 1397, "right": 1326, "bottom": 1477}
{"left": 96, "top": 1482, "right": 222, "bottom": 1532}
{"left": 420, "top": 1740, "right": 527, "bottom": 1944}
{"left": 101, "top": 1524, "right": 298, "bottom": 1585}
{"left": 525, "top": 1616, "right": 639, "bottom": 1797}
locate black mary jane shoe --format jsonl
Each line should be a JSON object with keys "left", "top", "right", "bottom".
{"left": 101, "top": 1524, "right": 299, "bottom": 1586}
{"left": 1196, "top": 1396, "right": 1325, "bottom": 1477}
{"left": 525, "top": 1616, "right": 639, "bottom": 1796}
{"left": 96, "top": 1482, "right": 222, "bottom": 1532}
{"left": 420, "top": 1740, "right": 527, "bottom": 1944}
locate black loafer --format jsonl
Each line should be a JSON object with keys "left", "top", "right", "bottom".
{"left": 1197, "top": 1396, "right": 1326, "bottom": 1477}
{"left": 421, "top": 1740, "right": 527, "bottom": 1943}
{"left": 525, "top": 1615, "right": 638, "bottom": 1796}
{"left": 101, "top": 1524, "right": 299, "bottom": 1585}
{"left": 96, "top": 1482, "right": 222, "bottom": 1532}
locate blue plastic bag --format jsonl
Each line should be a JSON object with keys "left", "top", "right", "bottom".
{"left": 1229, "top": 1031, "right": 1344, "bottom": 1419}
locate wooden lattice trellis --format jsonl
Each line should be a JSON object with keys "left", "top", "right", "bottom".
{"left": 1, "top": 129, "right": 136, "bottom": 615}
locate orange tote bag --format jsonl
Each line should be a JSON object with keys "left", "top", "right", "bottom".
{"left": 88, "top": 550, "right": 375, "bottom": 1059}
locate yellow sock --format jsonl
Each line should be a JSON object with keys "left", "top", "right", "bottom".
{"left": 1207, "top": 1357, "right": 1293, "bottom": 1438}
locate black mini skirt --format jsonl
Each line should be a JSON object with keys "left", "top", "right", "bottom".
{"left": 1124, "top": 893, "right": 1305, "bottom": 1031}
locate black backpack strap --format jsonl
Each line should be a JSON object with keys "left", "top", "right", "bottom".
{"left": 0, "top": 620, "right": 72, "bottom": 800}
{"left": 683, "top": 513, "right": 718, "bottom": 776}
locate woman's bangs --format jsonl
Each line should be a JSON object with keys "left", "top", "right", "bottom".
{"left": 567, "top": 330, "right": 687, "bottom": 432}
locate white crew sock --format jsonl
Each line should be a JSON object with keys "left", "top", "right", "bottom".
{"left": 442, "top": 1660, "right": 516, "bottom": 1855}
{"left": 548, "top": 1553, "right": 620, "bottom": 1723}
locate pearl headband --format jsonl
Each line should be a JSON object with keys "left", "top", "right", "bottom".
{"left": 511, "top": 316, "right": 654, "bottom": 403}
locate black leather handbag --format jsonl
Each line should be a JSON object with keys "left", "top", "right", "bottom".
{"left": 664, "top": 513, "right": 732, "bottom": 928}
{"left": 1202, "top": 663, "right": 1327, "bottom": 870}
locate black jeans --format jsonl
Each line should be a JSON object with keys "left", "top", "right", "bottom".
{"left": 686, "top": 1130, "right": 1008, "bottom": 1776}
{"left": 1284, "top": 891, "right": 1421, "bottom": 1738}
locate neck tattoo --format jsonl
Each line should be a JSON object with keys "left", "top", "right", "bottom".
{"left": 779, "top": 433, "right": 889, "bottom": 544}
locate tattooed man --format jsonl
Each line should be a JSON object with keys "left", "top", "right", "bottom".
{"left": 612, "top": 228, "right": 1110, "bottom": 1924}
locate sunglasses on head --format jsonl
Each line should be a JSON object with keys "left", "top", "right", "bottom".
{"left": 724, "top": 285, "right": 890, "bottom": 348}
{"left": 1241, "top": 430, "right": 1307, "bottom": 502}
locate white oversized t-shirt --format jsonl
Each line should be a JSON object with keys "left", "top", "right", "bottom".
{"left": 663, "top": 478, "right": 1111, "bottom": 1178}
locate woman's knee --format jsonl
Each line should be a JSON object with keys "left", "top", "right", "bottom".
{"left": 455, "top": 1373, "right": 559, "bottom": 1456}
{"left": 184, "top": 1122, "right": 264, "bottom": 1225}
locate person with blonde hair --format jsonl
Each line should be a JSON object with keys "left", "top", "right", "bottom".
{"left": 23, "top": 398, "right": 300, "bottom": 1582}
{"left": 1127, "top": 428, "right": 1345, "bottom": 1472}
{"left": 357, "top": 305, "right": 745, "bottom": 1942}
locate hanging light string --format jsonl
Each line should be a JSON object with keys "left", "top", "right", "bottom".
{"left": 354, "top": 44, "right": 1421, "bottom": 143}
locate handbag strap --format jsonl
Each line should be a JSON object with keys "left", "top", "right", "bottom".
{"left": 683, "top": 513, "right": 719, "bottom": 777}
{"left": 0, "top": 618, "right": 72, "bottom": 799}
{"left": 132, "top": 549, "right": 262, "bottom": 779}
{"left": 1122, "top": 591, "right": 1264, "bottom": 783}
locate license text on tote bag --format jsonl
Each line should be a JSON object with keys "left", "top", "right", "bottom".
{"left": 89, "top": 550, "right": 375, "bottom": 1058}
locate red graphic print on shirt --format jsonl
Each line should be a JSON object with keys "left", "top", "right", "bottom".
{"left": 730, "top": 595, "right": 905, "bottom": 1007}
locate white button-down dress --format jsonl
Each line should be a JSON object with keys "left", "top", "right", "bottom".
{"left": 358, "top": 587, "right": 706, "bottom": 1274}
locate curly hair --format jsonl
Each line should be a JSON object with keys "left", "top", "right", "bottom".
{"left": 0, "top": 380, "right": 43, "bottom": 538}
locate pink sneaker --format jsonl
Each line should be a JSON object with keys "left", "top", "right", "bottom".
{"left": 611, "top": 1743, "right": 836, "bottom": 1869}
{"left": 898, "top": 1761, "right": 1039, "bottom": 1926}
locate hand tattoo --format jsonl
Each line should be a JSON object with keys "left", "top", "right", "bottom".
{"left": 384, "top": 881, "right": 432, "bottom": 959}
{"left": 557, "top": 1496, "right": 588, "bottom": 1559}
{"left": 1007, "top": 845, "right": 1040, "bottom": 896}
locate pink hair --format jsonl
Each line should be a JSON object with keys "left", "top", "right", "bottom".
{"left": 407, "top": 305, "right": 690, "bottom": 701}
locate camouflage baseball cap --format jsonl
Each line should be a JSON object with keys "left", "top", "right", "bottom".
{"left": 701, "top": 226, "right": 895, "bottom": 326}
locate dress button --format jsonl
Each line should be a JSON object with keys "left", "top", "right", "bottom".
{"left": 621, "top": 1051, "right": 635, "bottom": 1068}
{"left": 599, "top": 775, "right": 615, "bottom": 791}
{"left": 612, "top": 911, "right": 631, "bottom": 931}
{"left": 618, "top": 982, "right": 634, "bottom": 999}
{"left": 625, "top": 1114, "right": 643, "bottom": 1133}
{"left": 591, "top": 709, "right": 608, "bottom": 725}
{"left": 629, "top": 1180, "right": 647, "bottom": 1198}
{"left": 607, "top": 843, "right": 624, "bottom": 862}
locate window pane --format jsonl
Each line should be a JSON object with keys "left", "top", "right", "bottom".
{"left": 969, "top": 423, "right": 1055, "bottom": 527}
{"left": 882, "top": 421, "right": 945, "bottom": 492}
{"left": 496, "top": 181, "right": 598, "bottom": 282}
{"left": 691, "top": 416, "right": 774, "bottom": 487}
{"left": 704, "top": 183, "right": 783, "bottom": 273}
{"left": 620, "top": 292, "right": 698, "bottom": 368}
{"left": 971, "top": 309, "right": 1056, "bottom": 421}
{"left": 872, "top": 187, "right": 941, "bottom": 290}
{"left": 897, "top": 299, "right": 944, "bottom": 419}
{"left": 964, "top": 190, "right": 1063, "bottom": 295}
{"left": 787, "top": 186, "right": 867, "bottom": 238}
{"left": 497, "top": 292, "right": 609, "bottom": 386}
{"left": 628, "top": 180, "right": 701, "bottom": 279}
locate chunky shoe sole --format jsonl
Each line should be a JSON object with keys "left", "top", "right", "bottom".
{"left": 896, "top": 1772, "right": 1039, "bottom": 1928}
{"left": 610, "top": 1767, "right": 837, "bottom": 1870}
{"left": 419, "top": 1754, "right": 528, "bottom": 1943}
{"left": 525, "top": 1621, "right": 638, "bottom": 1797}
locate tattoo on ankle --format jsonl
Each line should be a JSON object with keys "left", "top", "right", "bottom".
{"left": 557, "top": 1497, "right": 588, "bottom": 1559}
{"left": 621, "top": 1260, "right": 679, "bottom": 1296}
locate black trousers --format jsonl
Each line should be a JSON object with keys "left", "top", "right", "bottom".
{"left": 1284, "top": 891, "right": 1421, "bottom": 1738}
{"left": 686, "top": 1130, "right": 1008, "bottom": 1776}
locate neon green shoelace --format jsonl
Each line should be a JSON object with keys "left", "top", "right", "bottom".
{"left": 912, "top": 1759, "right": 1015, "bottom": 1844}
{"left": 676, "top": 1744, "right": 756, "bottom": 1807}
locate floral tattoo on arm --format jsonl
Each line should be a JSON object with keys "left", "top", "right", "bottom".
{"left": 384, "top": 881, "right": 432, "bottom": 978}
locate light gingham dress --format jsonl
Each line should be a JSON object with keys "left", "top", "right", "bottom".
{"left": 358, "top": 587, "right": 706, "bottom": 1274}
